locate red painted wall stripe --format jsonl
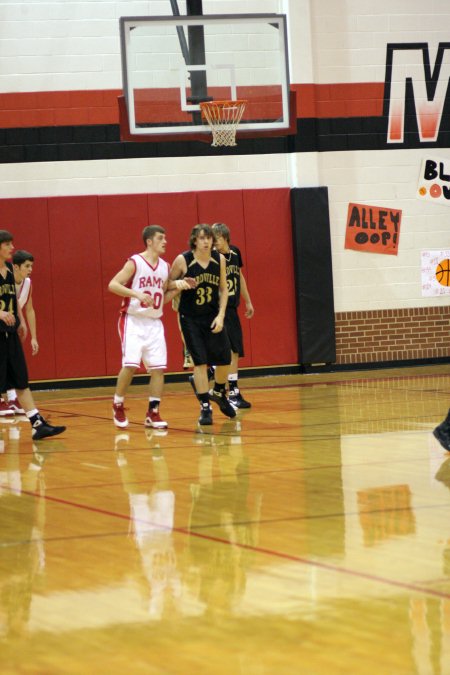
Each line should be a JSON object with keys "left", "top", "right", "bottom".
{"left": 0, "top": 83, "right": 385, "bottom": 129}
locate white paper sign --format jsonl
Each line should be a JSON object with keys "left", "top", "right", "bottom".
{"left": 417, "top": 157, "right": 450, "bottom": 205}
{"left": 421, "top": 249, "right": 450, "bottom": 296}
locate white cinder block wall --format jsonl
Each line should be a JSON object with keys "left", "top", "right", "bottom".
{"left": 1, "top": 0, "right": 449, "bottom": 315}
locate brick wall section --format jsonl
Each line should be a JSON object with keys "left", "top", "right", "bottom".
{"left": 335, "top": 306, "right": 450, "bottom": 364}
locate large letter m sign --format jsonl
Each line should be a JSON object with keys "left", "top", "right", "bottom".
{"left": 385, "top": 43, "right": 450, "bottom": 143}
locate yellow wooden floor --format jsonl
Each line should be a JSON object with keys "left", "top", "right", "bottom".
{"left": 2, "top": 365, "right": 450, "bottom": 675}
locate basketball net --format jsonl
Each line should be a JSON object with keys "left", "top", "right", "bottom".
{"left": 200, "top": 100, "right": 247, "bottom": 147}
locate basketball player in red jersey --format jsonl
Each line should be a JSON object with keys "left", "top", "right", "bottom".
{"left": 169, "top": 224, "right": 236, "bottom": 426}
{"left": 109, "top": 225, "right": 195, "bottom": 429}
{"left": 0, "top": 230, "right": 66, "bottom": 440}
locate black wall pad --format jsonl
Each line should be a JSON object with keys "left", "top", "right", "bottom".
{"left": 290, "top": 187, "right": 336, "bottom": 365}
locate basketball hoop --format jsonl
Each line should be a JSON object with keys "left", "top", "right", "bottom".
{"left": 200, "top": 100, "right": 247, "bottom": 147}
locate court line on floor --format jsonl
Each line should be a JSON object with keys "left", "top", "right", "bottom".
{"left": 9, "top": 485, "right": 450, "bottom": 601}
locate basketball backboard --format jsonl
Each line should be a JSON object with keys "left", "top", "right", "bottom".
{"left": 119, "top": 14, "right": 291, "bottom": 139}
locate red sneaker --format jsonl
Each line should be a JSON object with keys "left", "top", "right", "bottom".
{"left": 0, "top": 400, "right": 15, "bottom": 417}
{"left": 8, "top": 398, "right": 25, "bottom": 414}
{"left": 113, "top": 402, "right": 128, "bottom": 428}
{"left": 144, "top": 408, "right": 168, "bottom": 429}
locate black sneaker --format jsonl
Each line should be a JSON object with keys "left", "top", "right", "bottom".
{"left": 32, "top": 418, "right": 66, "bottom": 441}
{"left": 433, "top": 424, "right": 450, "bottom": 452}
{"left": 229, "top": 389, "right": 251, "bottom": 409}
{"left": 209, "top": 389, "right": 236, "bottom": 418}
{"left": 198, "top": 405, "right": 213, "bottom": 426}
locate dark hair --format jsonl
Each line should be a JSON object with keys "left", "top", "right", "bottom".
{"left": 212, "top": 222, "right": 230, "bottom": 243}
{"left": 0, "top": 230, "right": 13, "bottom": 245}
{"left": 13, "top": 250, "right": 34, "bottom": 266}
{"left": 142, "top": 225, "right": 165, "bottom": 245}
{"left": 189, "top": 224, "right": 214, "bottom": 250}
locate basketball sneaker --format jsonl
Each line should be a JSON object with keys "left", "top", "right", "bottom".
{"left": 113, "top": 402, "right": 128, "bottom": 428}
{"left": 433, "top": 408, "right": 450, "bottom": 451}
{"left": 7, "top": 398, "right": 25, "bottom": 414}
{"left": 433, "top": 411, "right": 450, "bottom": 452}
{"left": 0, "top": 400, "right": 14, "bottom": 417}
{"left": 209, "top": 388, "right": 236, "bottom": 418}
{"left": 198, "top": 404, "right": 213, "bottom": 426}
{"left": 228, "top": 389, "right": 251, "bottom": 409}
{"left": 32, "top": 418, "right": 66, "bottom": 441}
{"left": 144, "top": 408, "right": 168, "bottom": 429}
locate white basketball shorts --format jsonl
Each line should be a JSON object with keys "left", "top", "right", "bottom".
{"left": 119, "top": 313, "right": 167, "bottom": 370}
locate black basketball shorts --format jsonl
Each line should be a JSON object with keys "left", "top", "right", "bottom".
{"left": 179, "top": 312, "right": 231, "bottom": 366}
{"left": 224, "top": 306, "right": 244, "bottom": 357}
{"left": 0, "top": 331, "right": 29, "bottom": 392}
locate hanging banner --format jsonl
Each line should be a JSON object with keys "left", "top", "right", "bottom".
{"left": 421, "top": 250, "right": 450, "bottom": 296}
{"left": 417, "top": 157, "right": 450, "bottom": 205}
{"left": 344, "top": 203, "right": 401, "bottom": 255}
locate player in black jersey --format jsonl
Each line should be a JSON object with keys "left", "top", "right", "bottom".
{"left": 170, "top": 224, "right": 236, "bottom": 425}
{"left": 0, "top": 230, "right": 66, "bottom": 440}
{"left": 212, "top": 223, "right": 254, "bottom": 409}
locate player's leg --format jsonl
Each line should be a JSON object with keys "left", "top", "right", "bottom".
{"left": 226, "top": 309, "right": 251, "bottom": 409}
{"left": 113, "top": 315, "right": 141, "bottom": 428}
{"left": 10, "top": 336, "right": 66, "bottom": 440}
{"left": 143, "top": 320, "right": 168, "bottom": 429}
{"left": 145, "top": 369, "right": 168, "bottom": 429}
{"left": 207, "top": 328, "right": 235, "bottom": 419}
{"left": 0, "top": 339, "right": 14, "bottom": 417}
{"left": 179, "top": 315, "right": 213, "bottom": 425}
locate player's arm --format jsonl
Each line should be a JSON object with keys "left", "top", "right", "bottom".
{"left": 17, "top": 304, "right": 28, "bottom": 341}
{"left": 211, "top": 253, "right": 228, "bottom": 333}
{"left": 108, "top": 260, "right": 153, "bottom": 307}
{"left": 240, "top": 271, "right": 254, "bottom": 318}
{"left": 164, "top": 254, "right": 198, "bottom": 304}
{"left": 25, "top": 288, "right": 39, "bottom": 354}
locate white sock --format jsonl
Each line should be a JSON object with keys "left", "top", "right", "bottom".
{"left": 114, "top": 395, "right": 124, "bottom": 404}
{"left": 7, "top": 389, "right": 17, "bottom": 401}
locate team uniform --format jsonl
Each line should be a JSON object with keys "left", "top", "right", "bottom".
{"left": 178, "top": 249, "right": 231, "bottom": 367}
{"left": 118, "top": 254, "right": 169, "bottom": 371}
{"left": 0, "top": 262, "right": 29, "bottom": 393}
{"left": 16, "top": 276, "right": 32, "bottom": 310}
{"left": 222, "top": 244, "right": 245, "bottom": 357}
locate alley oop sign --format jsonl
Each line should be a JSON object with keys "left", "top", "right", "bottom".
{"left": 344, "top": 203, "right": 402, "bottom": 255}
{"left": 417, "top": 157, "right": 450, "bottom": 205}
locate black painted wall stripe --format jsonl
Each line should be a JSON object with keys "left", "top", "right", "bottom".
{"left": 1, "top": 111, "right": 450, "bottom": 164}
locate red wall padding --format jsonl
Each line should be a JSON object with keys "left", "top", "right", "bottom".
{"left": 47, "top": 196, "right": 107, "bottom": 378}
{"left": 0, "top": 189, "right": 298, "bottom": 382}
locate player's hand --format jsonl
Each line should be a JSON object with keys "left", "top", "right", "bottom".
{"left": 0, "top": 311, "right": 15, "bottom": 326}
{"left": 210, "top": 315, "right": 223, "bottom": 333}
{"left": 245, "top": 302, "right": 254, "bottom": 318}
{"left": 136, "top": 291, "right": 153, "bottom": 307}
{"left": 18, "top": 323, "right": 27, "bottom": 341}
{"left": 175, "top": 277, "right": 197, "bottom": 290}
{"left": 31, "top": 338, "right": 39, "bottom": 355}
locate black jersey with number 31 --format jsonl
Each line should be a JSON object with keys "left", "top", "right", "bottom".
{"left": 178, "top": 249, "right": 222, "bottom": 317}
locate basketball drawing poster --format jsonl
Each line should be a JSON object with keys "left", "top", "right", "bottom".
{"left": 417, "top": 157, "right": 450, "bottom": 205}
{"left": 344, "top": 203, "right": 402, "bottom": 255}
{"left": 421, "top": 250, "right": 450, "bottom": 296}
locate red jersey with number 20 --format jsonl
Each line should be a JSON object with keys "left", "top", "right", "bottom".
{"left": 121, "top": 254, "right": 169, "bottom": 319}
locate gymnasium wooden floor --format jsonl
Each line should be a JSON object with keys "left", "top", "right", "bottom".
{"left": 2, "top": 364, "right": 450, "bottom": 675}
